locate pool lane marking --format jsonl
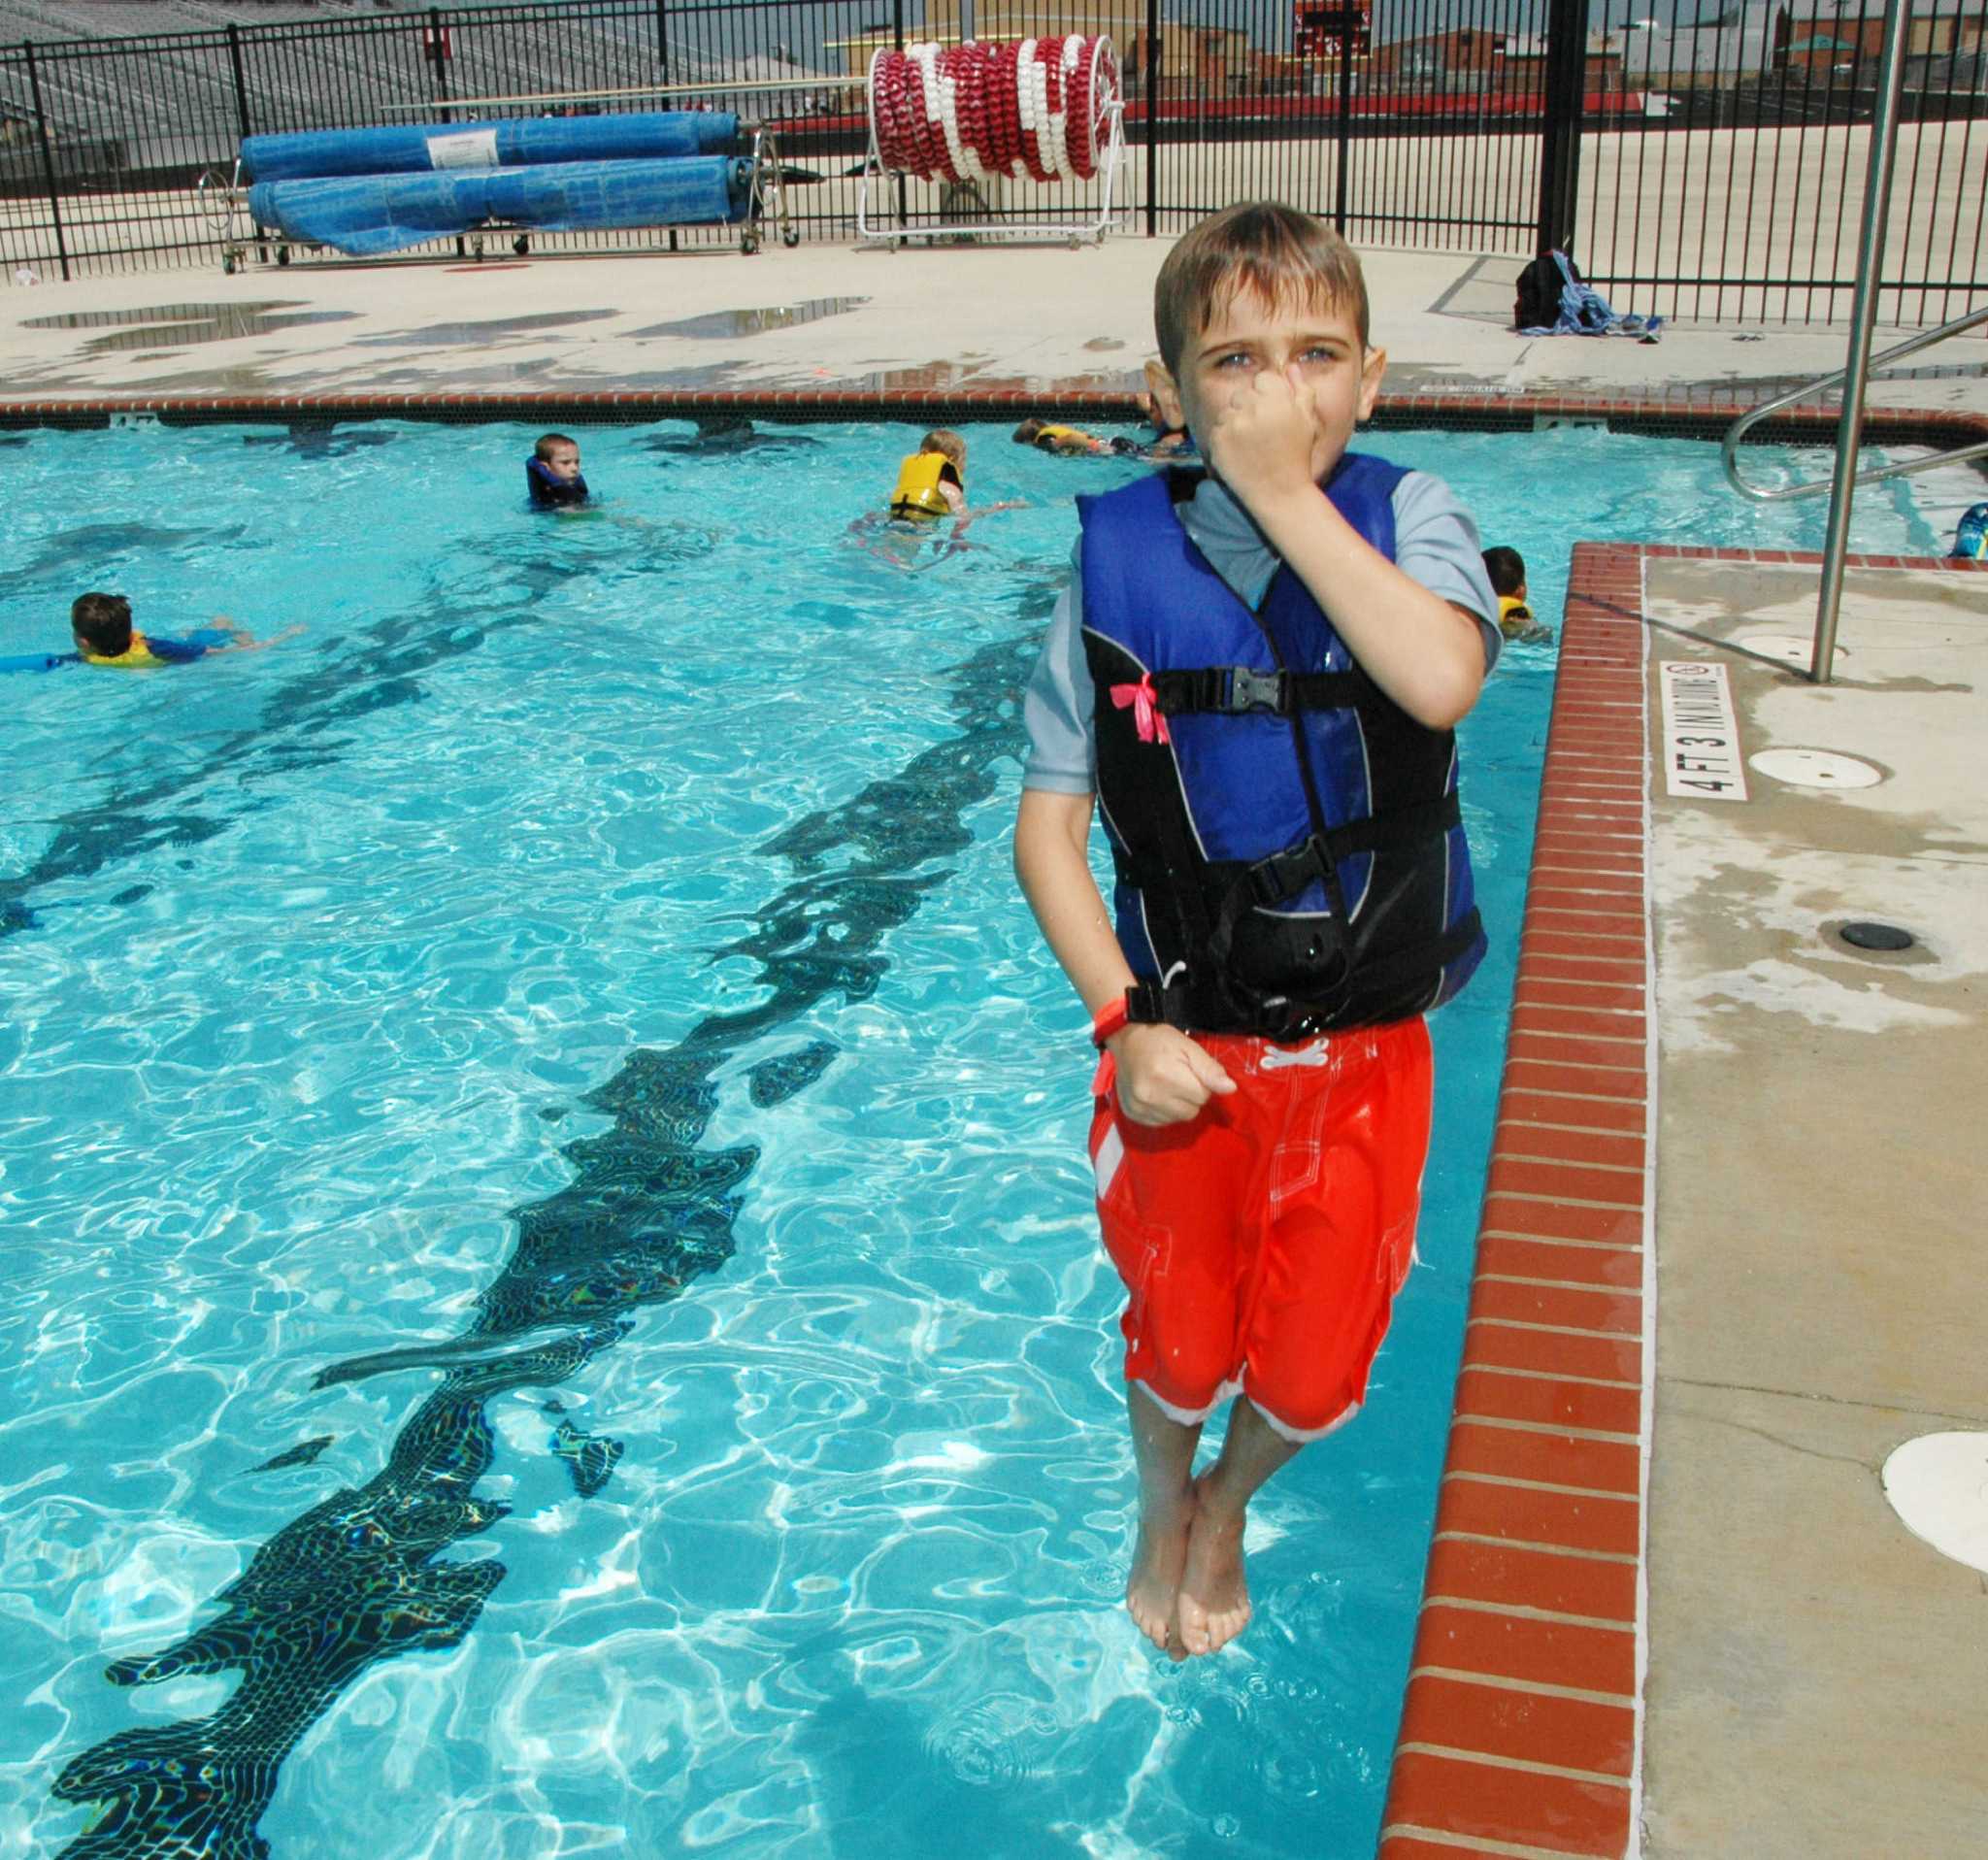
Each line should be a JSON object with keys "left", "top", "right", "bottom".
{"left": 43, "top": 623, "right": 1048, "bottom": 1856}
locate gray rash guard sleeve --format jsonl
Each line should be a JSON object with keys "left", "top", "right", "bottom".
{"left": 1020, "top": 470, "right": 1501, "bottom": 795}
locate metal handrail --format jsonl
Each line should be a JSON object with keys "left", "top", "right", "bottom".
{"left": 1718, "top": 0, "right": 1979, "bottom": 684}
{"left": 1721, "top": 301, "right": 1988, "bottom": 503}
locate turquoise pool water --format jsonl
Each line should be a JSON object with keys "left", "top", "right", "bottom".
{"left": 0, "top": 419, "right": 1942, "bottom": 1860}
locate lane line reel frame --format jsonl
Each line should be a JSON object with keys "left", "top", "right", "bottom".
{"left": 858, "top": 36, "right": 1127, "bottom": 249}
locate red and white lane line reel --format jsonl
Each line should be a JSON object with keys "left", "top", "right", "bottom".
{"left": 861, "top": 35, "right": 1125, "bottom": 245}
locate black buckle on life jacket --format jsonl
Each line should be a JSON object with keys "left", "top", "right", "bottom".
{"left": 1248, "top": 834, "right": 1330, "bottom": 906}
{"left": 1226, "top": 665, "right": 1286, "bottom": 713}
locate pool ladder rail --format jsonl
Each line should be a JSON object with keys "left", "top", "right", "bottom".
{"left": 1720, "top": 302, "right": 1988, "bottom": 507}
{"left": 1716, "top": 0, "right": 1983, "bottom": 684}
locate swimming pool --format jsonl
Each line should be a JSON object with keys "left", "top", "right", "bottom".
{"left": 0, "top": 418, "right": 1946, "bottom": 1859}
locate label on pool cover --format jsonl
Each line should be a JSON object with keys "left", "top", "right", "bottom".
{"left": 427, "top": 129, "right": 500, "bottom": 170}
{"left": 1659, "top": 660, "right": 1747, "bottom": 800}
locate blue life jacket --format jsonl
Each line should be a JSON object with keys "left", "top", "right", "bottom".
{"left": 526, "top": 457, "right": 589, "bottom": 508}
{"left": 1077, "top": 457, "right": 1485, "bottom": 1039}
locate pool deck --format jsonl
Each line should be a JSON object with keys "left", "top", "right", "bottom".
{"left": 5, "top": 239, "right": 1986, "bottom": 1858}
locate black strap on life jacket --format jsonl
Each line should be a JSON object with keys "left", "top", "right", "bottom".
{"left": 1125, "top": 909, "right": 1481, "bottom": 1043}
{"left": 1146, "top": 663, "right": 1375, "bottom": 718}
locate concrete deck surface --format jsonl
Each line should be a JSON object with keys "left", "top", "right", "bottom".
{"left": 1, "top": 240, "right": 1981, "bottom": 416}
{"left": 4, "top": 234, "right": 1986, "bottom": 1857}
{"left": 1640, "top": 557, "right": 1987, "bottom": 1859}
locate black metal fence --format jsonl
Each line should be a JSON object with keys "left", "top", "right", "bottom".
{"left": 1, "top": 0, "right": 1982, "bottom": 322}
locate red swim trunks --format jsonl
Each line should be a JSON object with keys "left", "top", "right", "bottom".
{"left": 1089, "top": 1018, "right": 1434, "bottom": 1442}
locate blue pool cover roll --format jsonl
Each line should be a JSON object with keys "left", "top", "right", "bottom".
{"left": 240, "top": 113, "right": 739, "bottom": 183}
{"left": 248, "top": 155, "right": 753, "bottom": 256}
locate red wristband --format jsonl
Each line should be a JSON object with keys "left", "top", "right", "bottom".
{"left": 1090, "top": 996, "right": 1130, "bottom": 1047}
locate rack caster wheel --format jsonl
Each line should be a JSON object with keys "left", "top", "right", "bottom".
{"left": 513, "top": 234, "right": 530, "bottom": 256}
{"left": 221, "top": 251, "right": 237, "bottom": 275}
{"left": 781, "top": 227, "right": 800, "bottom": 249}
{"left": 470, "top": 235, "right": 485, "bottom": 259}
{"left": 740, "top": 230, "right": 760, "bottom": 255}
{"left": 276, "top": 245, "right": 290, "bottom": 266}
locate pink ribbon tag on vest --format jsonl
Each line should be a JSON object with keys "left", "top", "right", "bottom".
{"left": 1110, "top": 673, "right": 1172, "bottom": 745}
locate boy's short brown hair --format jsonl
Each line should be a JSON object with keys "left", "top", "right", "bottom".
{"left": 71, "top": 591, "right": 134, "bottom": 656}
{"left": 1154, "top": 202, "right": 1370, "bottom": 376}
{"left": 534, "top": 431, "right": 577, "bottom": 460}
{"left": 919, "top": 428, "right": 967, "bottom": 470}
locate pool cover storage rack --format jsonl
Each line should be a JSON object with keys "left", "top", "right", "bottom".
{"left": 202, "top": 111, "right": 796, "bottom": 268}
{"left": 858, "top": 37, "right": 1126, "bottom": 249}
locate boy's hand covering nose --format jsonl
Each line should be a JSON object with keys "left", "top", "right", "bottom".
{"left": 1203, "top": 364, "right": 1323, "bottom": 512}
{"left": 1109, "top": 1023, "right": 1239, "bottom": 1127}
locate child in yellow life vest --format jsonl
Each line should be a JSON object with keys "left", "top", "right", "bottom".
{"left": 1013, "top": 416, "right": 1110, "bottom": 457}
{"left": 1482, "top": 547, "right": 1552, "bottom": 644}
{"left": 67, "top": 591, "right": 289, "bottom": 667}
{"left": 888, "top": 429, "right": 969, "bottom": 519}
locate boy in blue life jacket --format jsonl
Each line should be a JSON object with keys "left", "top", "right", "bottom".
{"left": 526, "top": 431, "right": 590, "bottom": 509}
{"left": 1013, "top": 202, "right": 1501, "bottom": 1662}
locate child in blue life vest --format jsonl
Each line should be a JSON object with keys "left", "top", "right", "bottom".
{"left": 526, "top": 431, "right": 590, "bottom": 509}
{"left": 1951, "top": 503, "right": 1987, "bottom": 560}
{"left": 1013, "top": 201, "right": 1501, "bottom": 1663}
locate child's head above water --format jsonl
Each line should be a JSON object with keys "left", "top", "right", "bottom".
{"left": 71, "top": 591, "right": 134, "bottom": 659}
{"left": 918, "top": 428, "right": 967, "bottom": 476}
{"left": 1482, "top": 546, "right": 1528, "bottom": 600}
{"left": 527, "top": 431, "right": 588, "bottom": 508}
{"left": 534, "top": 431, "right": 581, "bottom": 481}
{"left": 1145, "top": 202, "right": 1383, "bottom": 481}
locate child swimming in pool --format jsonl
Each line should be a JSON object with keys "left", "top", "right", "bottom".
{"left": 1013, "top": 201, "right": 1500, "bottom": 1660}
{"left": 1483, "top": 545, "right": 1553, "bottom": 643}
{"left": 62, "top": 591, "right": 290, "bottom": 667}
{"left": 854, "top": 429, "right": 1021, "bottom": 568}
{"left": 887, "top": 428, "right": 970, "bottom": 517}
{"left": 526, "top": 432, "right": 590, "bottom": 509}
{"left": 1013, "top": 417, "right": 1112, "bottom": 457}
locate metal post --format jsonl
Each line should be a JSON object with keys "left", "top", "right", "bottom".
{"left": 21, "top": 42, "right": 70, "bottom": 283}
{"left": 1143, "top": 0, "right": 1158, "bottom": 237}
{"left": 226, "top": 23, "right": 252, "bottom": 142}
{"left": 652, "top": 0, "right": 670, "bottom": 109}
{"left": 1809, "top": 0, "right": 1911, "bottom": 685}
{"left": 1536, "top": 0, "right": 1585, "bottom": 252}
{"left": 1333, "top": 20, "right": 1354, "bottom": 234}
{"left": 892, "top": 0, "right": 906, "bottom": 229}
{"left": 427, "top": 7, "right": 451, "bottom": 119}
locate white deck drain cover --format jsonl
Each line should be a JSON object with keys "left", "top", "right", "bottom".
{"left": 1882, "top": 1433, "right": 1988, "bottom": 1574}
{"left": 1738, "top": 632, "right": 1847, "bottom": 669}
{"left": 1749, "top": 747, "right": 1883, "bottom": 788}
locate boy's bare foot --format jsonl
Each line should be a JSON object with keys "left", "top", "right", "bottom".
{"left": 1126, "top": 1487, "right": 1195, "bottom": 1656}
{"left": 1176, "top": 1484, "right": 1251, "bottom": 1655}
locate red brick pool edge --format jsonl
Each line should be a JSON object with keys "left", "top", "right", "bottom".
{"left": 1376, "top": 539, "right": 1985, "bottom": 1860}
{"left": 1379, "top": 541, "right": 1652, "bottom": 1859}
